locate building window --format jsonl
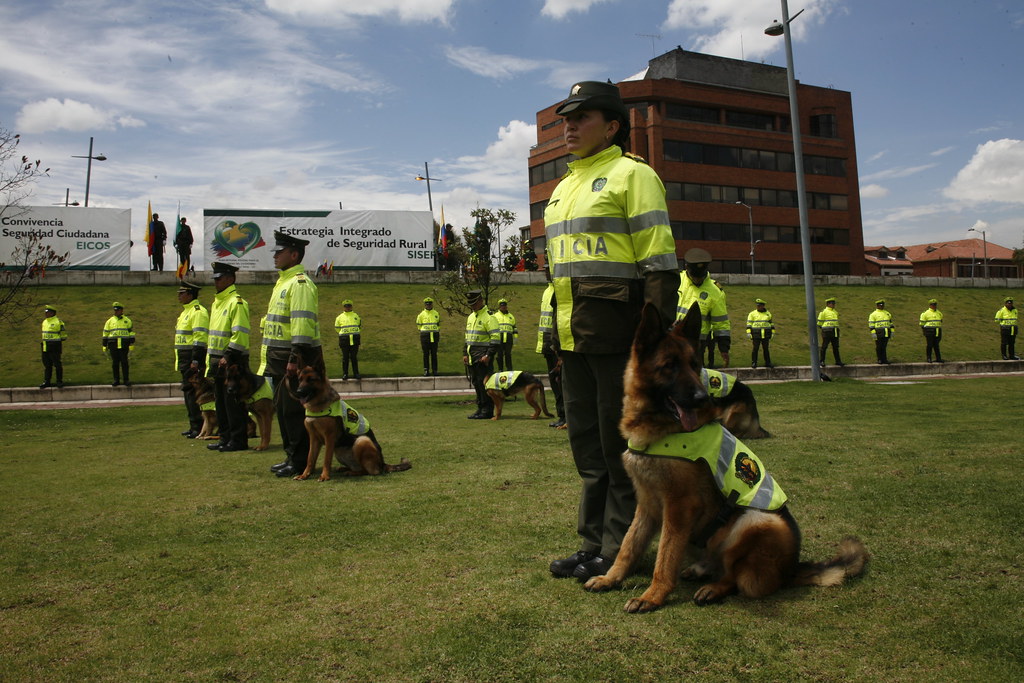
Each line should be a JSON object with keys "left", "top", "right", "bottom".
{"left": 725, "top": 110, "right": 776, "bottom": 131}
{"left": 663, "top": 139, "right": 844, "bottom": 177}
{"left": 666, "top": 103, "right": 720, "bottom": 124}
{"left": 810, "top": 114, "right": 838, "bottom": 138}
{"left": 529, "top": 155, "right": 570, "bottom": 187}
{"left": 541, "top": 119, "right": 562, "bottom": 131}
{"left": 530, "top": 200, "right": 549, "bottom": 222}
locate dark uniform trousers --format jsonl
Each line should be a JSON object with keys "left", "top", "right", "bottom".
{"left": 1001, "top": 327, "right": 1017, "bottom": 359}
{"left": 496, "top": 335, "right": 514, "bottom": 372}
{"left": 924, "top": 329, "right": 942, "bottom": 361}
{"left": 339, "top": 334, "right": 360, "bottom": 377}
{"left": 542, "top": 349, "right": 565, "bottom": 420}
{"left": 42, "top": 341, "right": 63, "bottom": 385}
{"left": 107, "top": 343, "right": 130, "bottom": 384}
{"left": 820, "top": 330, "right": 841, "bottom": 364}
{"left": 420, "top": 332, "right": 439, "bottom": 374}
{"left": 468, "top": 346, "right": 494, "bottom": 416}
{"left": 266, "top": 346, "right": 324, "bottom": 468}
{"left": 561, "top": 350, "right": 635, "bottom": 558}
{"left": 177, "top": 355, "right": 206, "bottom": 433}
{"left": 210, "top": 354, "right": 249, "bottom": 447}
{"left": 874, "top": 332, "right": 891, "bottom": 363}
{"left": 751, "top": 332, "right": 772, "bottom": 366}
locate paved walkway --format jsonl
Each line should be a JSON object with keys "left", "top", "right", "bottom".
{"left": 2, "top": 359, "right": 1021, "bottom": 411}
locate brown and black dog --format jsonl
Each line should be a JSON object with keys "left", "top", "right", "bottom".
{"left": 583, "top": 304, "right": 868, "bottom": 612}
{"left": 184, "top": 367, "right": 219, "bottom": 440}
{"left": 483, "top": 370, "right": 554, "bottom": 421}
{"left": 224, "top": 363, "right": 274, "bottom": 451}
{"left": 292, "top": 363, "right": 410, "bottom": 481}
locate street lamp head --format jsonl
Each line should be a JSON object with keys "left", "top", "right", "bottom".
{"left": 765, "top": 20, "right": 784, "bottom": 37}
{"left": 95, "top": 154, "right": 107, "bottom": 161}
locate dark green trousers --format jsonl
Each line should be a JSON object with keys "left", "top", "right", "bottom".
{"left": 560, "top": 350, "right": 635, "bottom": 559}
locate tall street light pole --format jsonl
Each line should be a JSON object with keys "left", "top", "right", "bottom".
{"left": 968, "top": 225, "right": 988, "bottom": 279}
{"left": 736, "top": 201, "right": 756, "bottom": 274}
{"left": 766, "top": 2, "right": 821, "bottom": 380}
{"left": 71, "top": 136, "right": 106, "bottom": 207}
{"left": 415, "top": 162, "right": 443, "bottom": 270}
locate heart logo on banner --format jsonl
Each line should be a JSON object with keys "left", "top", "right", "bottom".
{"left": 214, "top": 220, "right": 262, "bottom": 256}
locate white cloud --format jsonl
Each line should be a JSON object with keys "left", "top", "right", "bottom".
{"left": 541, "top": 0, "right": 615, "bottom": 20}
{"left": 663, "top": 0, "right": 841, "bottom": 60}
{"left": 15, "top": 98, "right": 144, "bottom": 134}
{"left": 866, "top": 150, "right": 888, "bottom": 163}
{"left": 264, "top": 0, "right": 456, "bottom": 25}
{"left": 860, "top": 164, "right": 937, "bottom": 183}
{"left": 443, "top": 45, "right": 604, "bottom": 88}
{"left": 860, "top": 184, "right": 889, "bottom": 199}
{"left": 930, "top": 146, "right": 955, "bottom": 157}
{"left": 944, "top": 139, "right": 1024, "bottom": 205}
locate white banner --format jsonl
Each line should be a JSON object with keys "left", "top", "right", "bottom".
{"left": 0, "top": 206, "right": 131, "bottom": 270}
{"left": 203, "top": 209, "right": 435, "bottom": 271}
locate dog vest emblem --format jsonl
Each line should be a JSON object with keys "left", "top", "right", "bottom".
{"left": 701, "top": 368, "right": 734, "bottom": 399}
{"left": 485, "top": 371, "right": 521, "bottom": 391}
{"left": 627, "top": 422, "right": 786, "bottom": 511}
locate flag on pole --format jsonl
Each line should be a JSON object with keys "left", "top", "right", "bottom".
{"left": 176, "top": 258, "right": 189, "bottom": 279}
{"left": 175, "top": 202, "right": 182, "bottom": 242}
{"left": 145, "top": 201, "right": 154, "bottom": 257}
{"left": 438, "top": 205, "right": 448, "bottom": 258}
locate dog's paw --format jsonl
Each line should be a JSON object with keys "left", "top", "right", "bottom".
{"left": 624, "top": 597, "right": 662, "bottom": 613}
{"left": 583, "top": 576, "right": 617, "bottom": 592}
{"left": 293, "top": 473, "right": 309, "bottom": 481}
{"left": 318, "top": 473, "right": 331, "bottom": 482}
{"left": 252, "top": 445, "right": 267, "bottom": 451}
{"left": 692, "top": 584, "right": 728, "bottom": 606}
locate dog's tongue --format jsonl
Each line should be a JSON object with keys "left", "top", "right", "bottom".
{"left": 671, "top": 399, "right": 699, "bottom": 432}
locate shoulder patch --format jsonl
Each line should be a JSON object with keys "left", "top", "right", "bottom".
{"left": 624, "top": 152, "right": 650, "bottom": 165}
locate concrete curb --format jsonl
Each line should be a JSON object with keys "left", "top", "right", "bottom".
{"left": 2, "top": 360, "right": 1022, "bottom": 409}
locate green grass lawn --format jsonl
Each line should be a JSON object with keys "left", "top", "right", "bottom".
{"left": 1, "top": 376, "right": 1022, "bottom": 681}
{"left": 4, "top": 281, "right": 1020, "bottom": 387}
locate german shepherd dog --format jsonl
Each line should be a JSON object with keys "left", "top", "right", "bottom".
{"left": 583, "top": 305, "right": 868, "bottom": 612}
{"left": 703, "top": 369, "right": 771, "bottom": 439}
{"left": 484, "top": 371, "right": 554, "bottom": 421}
{"left": 292, "top": 363, "right": 410, "bottom": 481}
{"left": 224, "top": 363, "right": 275, "bottom": 451}
{"left": 184, "top": 367, "right": 219, "bottom": 440}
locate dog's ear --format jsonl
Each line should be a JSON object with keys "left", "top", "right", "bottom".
{"left": 670, "top": 305, "right": 703, "bottom": 350}
{"left": 633, "top": 303, "right": 667, "bottom": 360}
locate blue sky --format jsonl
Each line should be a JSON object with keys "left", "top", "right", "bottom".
{"left": 2, "top": 0, "right": 1022, "bottom": 270}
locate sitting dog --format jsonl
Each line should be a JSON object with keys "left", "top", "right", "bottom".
{"left": 224, "top": 363, "right": 274, "bottom": 451}
{"left": 583, "top": 304, "right": 868, "bottom": 612}
{"left": 483, "top": 370, "right": 554, "bottom": 421}
{"left": 184, "top": 367, "right": 219, "bottom": 440}
{"left": 292, "top": 364, "right": 410, "bottom": 481}
{"left": 700, "top": 368, "right": 770, "bottom": 439}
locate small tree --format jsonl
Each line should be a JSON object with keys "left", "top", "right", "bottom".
{"left": 431, "top": 207, "right": 518, "bottom": 316}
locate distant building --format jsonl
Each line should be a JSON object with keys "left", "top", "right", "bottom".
{"left": 528, "top": 47, "right": 866, "bottom": 275}
{"left": 864, "top": 238, "right": 1021, "bottom": 278}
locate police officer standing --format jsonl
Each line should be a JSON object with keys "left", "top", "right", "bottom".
{"left": 102, "top": 302, "right": 135, "bottom": 386}
{"left": 206, "top": 263, "right": 251, "bottom": 452}
{"left": 677, "top": 248, "right": 730, "bottom": 369}
{"left": 175, "top": 281, "right": 209, "bottom": 438}
{"left": 817, "top": 296, "right": 844, "bottom": 367}
{"left": 463, "top": 289, "right": 500, "bottom": 419}
{"left": 493, "top": 298, "right": 517, "bottom": 371}
{"left": 920, "top": 298, "right": 944, "bottom": 363}
{"left": 40, "top": 304, "right": 67, "bottom": 388}
{"left": 996, "top": 296, "right": 1019, "bottom": 360}
{"left": 264, "top": 230, "right": 323, "bottom": 478}
{"left": 335, "top": 299, "right": 361, "bottom": 380}
{"left": 544, "top": 81, "right": 680, "bottom": 581}
{"left": 868, "top": 299, "right": 894, "bottom": 364}
{"left": 416, "top": 297, "right": 441, "bottom": 376}
{"left": 746, "top": 298, "right": 775, "bottom": 368}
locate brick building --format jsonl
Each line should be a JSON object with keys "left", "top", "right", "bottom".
{"left": 528, "top": 47, "right": 865, "bottom": 275}
{"left": 865, "top": 239, "right": 1021, "bottom": 278}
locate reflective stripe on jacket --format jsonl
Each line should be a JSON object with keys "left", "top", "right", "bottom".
{"left": 543, "top": 145, "right": 679, "bottom": 353}
{"left": 263, "top": 264, "right": 321, "bottom": 353}
{"left": 678, "top": 274, "right": 730, "bottom": 338}
{"left": 627, "top": 422, "right": 786, "bottom": 511}
{"left": 207, "top": 284, "right": 250, "bottom": 361}
{"left": 102, "top": 315, "right": 134, "bottom": 349}
{"left": 536, "top": 284, "right": 554, "bottom": 354}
